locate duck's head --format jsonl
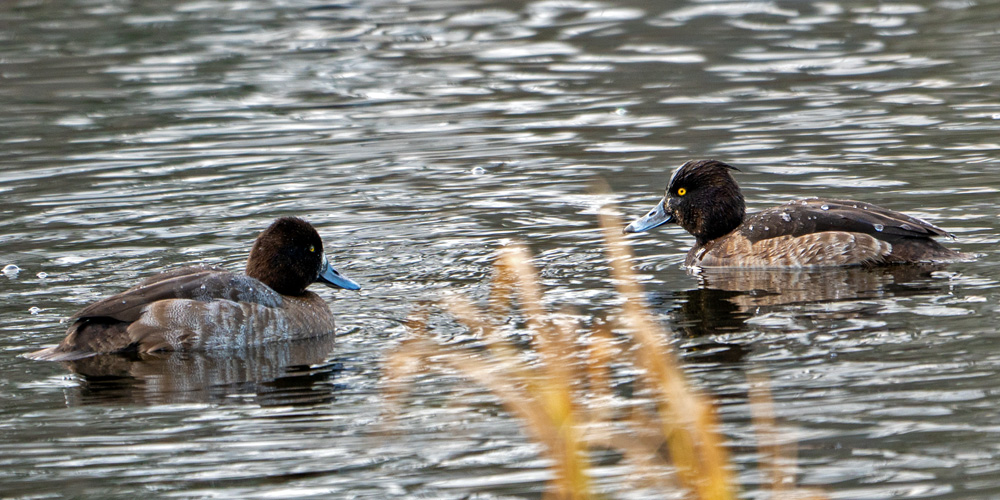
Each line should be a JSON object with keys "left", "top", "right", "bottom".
{"left": 245, "top": 217, "right": 361, "bottom": 296}
{"left": 624, "top": 159, "right": 746, "bottom": 244}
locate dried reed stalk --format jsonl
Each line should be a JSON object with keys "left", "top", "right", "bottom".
{"left": 598, "top": 211, "right": 735, "bottom": 500}
{"left": 748, "top": 373, "right": 827, "bottom": 500}
{"left": 385, "top": 210, "right": 826, "bottom": 500}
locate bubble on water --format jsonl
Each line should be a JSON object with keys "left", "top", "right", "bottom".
{"left": 36, "top": 272, "right": 48, "bottom": 279}
{"left": 614, "top": 107, "right": 628, "bottom": 116}
{"left": 28, "top": 307, "right": 41, "bottom": 315}
{"left": 820, "top": 204, "right": 830, "bottom": 211}
{"left": 874, "top": 224, "right": 884, "bottom": 232}
{"left": 3, "top": 264, "right": 20, "bottom": 277}
{"left": 470, "top": 166, "right": 486, "bottom": 175}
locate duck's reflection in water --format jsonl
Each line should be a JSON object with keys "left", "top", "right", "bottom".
{"left": 648, "top": 265, "right": 951, "bottom": 363}
{"left": 60, "top": 334, "right": 340, "bottom": 406}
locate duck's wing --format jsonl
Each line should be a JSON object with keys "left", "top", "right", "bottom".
{"left": 740, "top": 198, "right": 952, "bottom": 243}
{"left": 27, "top": 269, "right": 285, "bottom": 361}
{"left": 69, "top": 266, "right": 283, "bottom": 323}
{"left": 124, "top": 295, "right": 336, "bottom": 353}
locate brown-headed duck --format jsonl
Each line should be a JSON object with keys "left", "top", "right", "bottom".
{"left": 27, "top": 217, "right": 360, "bottom": 361}
{"left": 624, "top": 159, "right": 973, "bottom": 267}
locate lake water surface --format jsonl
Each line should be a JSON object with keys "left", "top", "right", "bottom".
{"left": 2, "top": 0, "right": 1000, "bottom": 498}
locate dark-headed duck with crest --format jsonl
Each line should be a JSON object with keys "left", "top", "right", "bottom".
{"left": 624, "top": 159, "right": 972, "bottom": 268}
{"left": 27, "top": 217, "right": 360, "bottom": 361}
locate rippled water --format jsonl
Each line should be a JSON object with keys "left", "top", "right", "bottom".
{"left": 2, "top": 0, "right": 1000, "bottom": 498}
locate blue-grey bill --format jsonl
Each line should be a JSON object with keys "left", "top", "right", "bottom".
{"left": 623, "top": 198, "right": 673, "bottom": 234}
{"left": 318, "top": 256, "right": 361, "bottom": 290}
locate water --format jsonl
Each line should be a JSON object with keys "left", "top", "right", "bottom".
{"left": 2, "top": 0, "right": 1000, "bottom": 498}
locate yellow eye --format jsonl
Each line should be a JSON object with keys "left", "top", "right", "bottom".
{"left": 677, "top": 187, "right": 687, "bottom": 196}
{"left": 309, "top": 245, "right": 315, "bottom": 253}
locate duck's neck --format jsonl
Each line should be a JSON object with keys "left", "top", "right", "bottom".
{"left": 246, "top": 261, "right": 309, "bottom": 296}
{"left": 689, "top": 196, "right": 745, "bottom": 245}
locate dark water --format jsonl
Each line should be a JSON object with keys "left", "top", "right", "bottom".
{"left": 2, "top": 0, "right": 1000, "bottom": 498}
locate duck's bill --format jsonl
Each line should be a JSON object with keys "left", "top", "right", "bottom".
{"left": 318, "top": 256, "right": 361, "bottom": 290}
{"left": 623, "top": 198, "right": 673, "bottom": 234}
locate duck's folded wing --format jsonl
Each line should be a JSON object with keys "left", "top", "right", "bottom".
{"left": 69, "top": 267, "right": 283, "bottom": 323}
{"left": 741, "top": 199, "right": 952, "bottom": 243}
{"left": 127, "top": 292, "right": 336, "bottom": 352}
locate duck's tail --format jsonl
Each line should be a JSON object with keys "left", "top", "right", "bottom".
{"left": 23, "top": 345, "right": 99, "bottom": 362}
{"left": 24, "top": 319, "right": 133, "bottom": 362}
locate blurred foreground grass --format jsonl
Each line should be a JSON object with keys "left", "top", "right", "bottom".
{"left": 386, "top": 212, "right": 826, "bottom": 500}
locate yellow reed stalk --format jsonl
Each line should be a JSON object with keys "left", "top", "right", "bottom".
{"left": 599, "top": 210, "right": 736, "bottom": 500}
{"left": 749, "top": 372, "right": 790, "bottom": 495}
{"left": 388, "top": 250, "right": 590, "bottom": 500}
{"left": 748, "top": 374, "right": 829, "bottom": 500}
{"left": 385, "top": 210, "right": 827, "bottom": 500}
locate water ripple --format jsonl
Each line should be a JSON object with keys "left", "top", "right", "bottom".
{"left": 2, "top": 0, "right": 1000, "bottom": 498}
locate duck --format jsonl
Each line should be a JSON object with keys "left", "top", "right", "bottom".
{"left": 26, "top": 217, "right": 360, "bottom": 361}
{"left": 624, "top": 159, "right": 973, "bottom": 268}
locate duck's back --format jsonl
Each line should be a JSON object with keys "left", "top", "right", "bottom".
{"left": 688, "top": 198, "right": 971, "bottom": 267}
{"left": 26, "top": 267, "right": 335, "bottom": 361}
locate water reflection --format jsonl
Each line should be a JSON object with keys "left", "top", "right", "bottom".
{"left": 2, "top": 0, "right": 1000, "bottom": 497}
{"left": 654, "top": 265, "right": 956, "bottom": 361}
{"left": 60, "top": 334, "right": 339, "bottom": 406}
{"left": 693, "top": 264, "right": 949, "bottom": 308}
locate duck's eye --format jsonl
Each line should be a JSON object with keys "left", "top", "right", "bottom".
{"left": 309, "top": 245, "right": 316, "bottom": 253}
{"left": 676, "top": 187, "right": 687, "bottom": 196}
